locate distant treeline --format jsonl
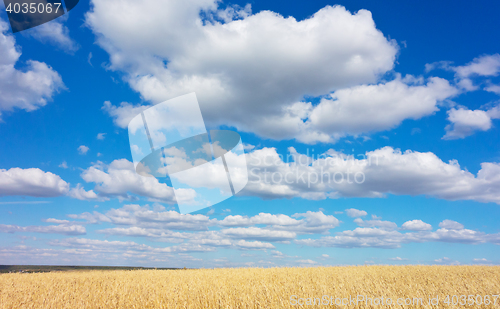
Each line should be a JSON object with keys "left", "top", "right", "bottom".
{"left": 0, "top": 265, "right": 183, "bottom": 273}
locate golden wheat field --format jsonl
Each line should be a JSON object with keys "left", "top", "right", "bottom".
{"left": 0, "top": 266, "right": 499, "bottom": 308}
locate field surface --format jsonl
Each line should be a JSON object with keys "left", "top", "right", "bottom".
{"left": 0, "top": 266, "right": 499, "bottom": 308}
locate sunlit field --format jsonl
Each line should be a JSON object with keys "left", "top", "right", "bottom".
{"left": 1, "top": 266, "right": 499, "bottom": 308}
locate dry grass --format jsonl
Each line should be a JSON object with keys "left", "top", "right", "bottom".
{"left": 0, "top": 266, "right": 499, "bottom": 308}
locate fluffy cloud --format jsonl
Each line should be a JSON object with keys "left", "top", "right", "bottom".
{"left": 295, "top": 228, "right": 406, "bottom": 249}
{"left": 438, "top": 219, "right": 464, "bottom": 230}
{"left": 221, "top": 227, "right": 296, "bottom": 242}
{"left": 87, "top": 1, "right": 453, "bottom": 142}
{"left": 0, "top": 167, "right": 69, "bottom": 197}
{"left": 218, "top": 213, "right": 300, "bottom": 227}
{"left": 49, "top": 237, "right": 214, "bottom": 253}
{"left": 96, "top": 227, "right": 276, "bottom": 250}
{"left": 70, "top": 204, "right": 214, "bottom": 230}
{"left": 0, "top": 243, "right": 207, "bottom": 267}
{"left": 426, "top": 54, "right": 500, "bottom": 91}
{"left": 401, "top": 220, "right": 432, "bottom": 231}
{"left": 388, "top": 257, "right": 408, "bottom": 261}
{"left": 353, "top": 218, "right": 397, "bottom": 230}
{"left": 0, "top": 223, "right": 86, "bottom": 235}
{"left": 426, "top": 227, "right": 485, "bottom": 244}
{"left": 85, "top": 0, "right": 500, "bottom": 146}
{"left": 217, "top": 211, "right": 339, "bottom": 234}
{"left": 23, "top": 16, "right": 79, "bottom": 53}
{"left": 86, "top": 2, "right": 397, "bottom": 96}
{"left": 421, "top": 55, "right": 500, "bottom": 140}
{"left": 68, "top": 211, "right": 111, "bottom": 224}
{"left": 345, "top": 208, "right": 367, "bottom": 218}
{"left": 18, "top": 206, "right": 500, "bottom": 262}
{"left": 79, "top": 159, "right": 196, "bottom": 203}
{"left": 0, "top": 18, "right": 64, "bottom": 120}
{"left": 443, "top": 108, "right": 493, "bottom": 139}
{"left": 485, "top": 84, "right": 500, "bottom": 94}
{"left": 78, "top": 145, "right": 90, "bottom": 155}
{"left": 64, "top": 203, "right": 500, "bottom": 252}
{"left": 244, "top": 146, "right": 500, "bottom": 204}
{"left": 234, "top": 240, "right": 275, "bottom": 250}
{"left": 453, "top": 54, "right": 500, "bottom": 78}
{"left": 68, "top": 184, "right": 101, "bottom": 201}
{"left": 296, "top": 219, "right": 499, "bottom": 249}
{"left": 72, "top": 205, "right": 340, "bottom": 237}
{"left": 296, "top": 259, "right": 317, "bottom": 265}
{"left": 0, "top": 166, "right": 118, "bottom": 202}
{"left": 472, "top": 258, "right": 491, "bottom": 264}
{"left": 434, "top": 257, "right": 460, "bottom": 265}
{"left": 44, "top": 218, "right": 70, "bottom": 224}
{"left": 303, "top": 76, "right": 458, "bottom": 142}
{"left": 67, "top": 206, "right": 341, "bottom": 250}
{"left": 290, "top": 211, "right": 340, "bottom": 233}
{"left": 102, "top": 101, "right": 149, "bottom": 129}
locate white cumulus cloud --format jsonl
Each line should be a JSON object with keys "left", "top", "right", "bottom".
{"left": 0, "top": 19, "right": 65, "bottom": 120}
{"left": 243, "top": 146, "right": 500, "bottom": 204}
{"left": 401, "top": 220, "right": 432, "bottom": 231}
{"left": 345, "top": 208, "right": 367, "bottom": 218}
{"left": 85, "top": 2, "right": 431, "bottom": 143}
{"left": 0, "top": 167, "right": 69, "bottom": 197}
{"left": 78, "top": 145, "right": 90, "bottom": 155}
{"left": 80, "top": 159, "right": 196, "bottom": 204}
{"left": 22, "top": 16, "right": 79, "bottom": 53}
{"left": 443, "top": 108, "right": 493, "bottom": 140}
{"left": 438, "top": 219, "right": 464, "bottom": 230}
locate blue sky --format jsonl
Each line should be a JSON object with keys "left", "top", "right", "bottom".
{"left": 0, "top": 0, "right": 500, "bottom": 267}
